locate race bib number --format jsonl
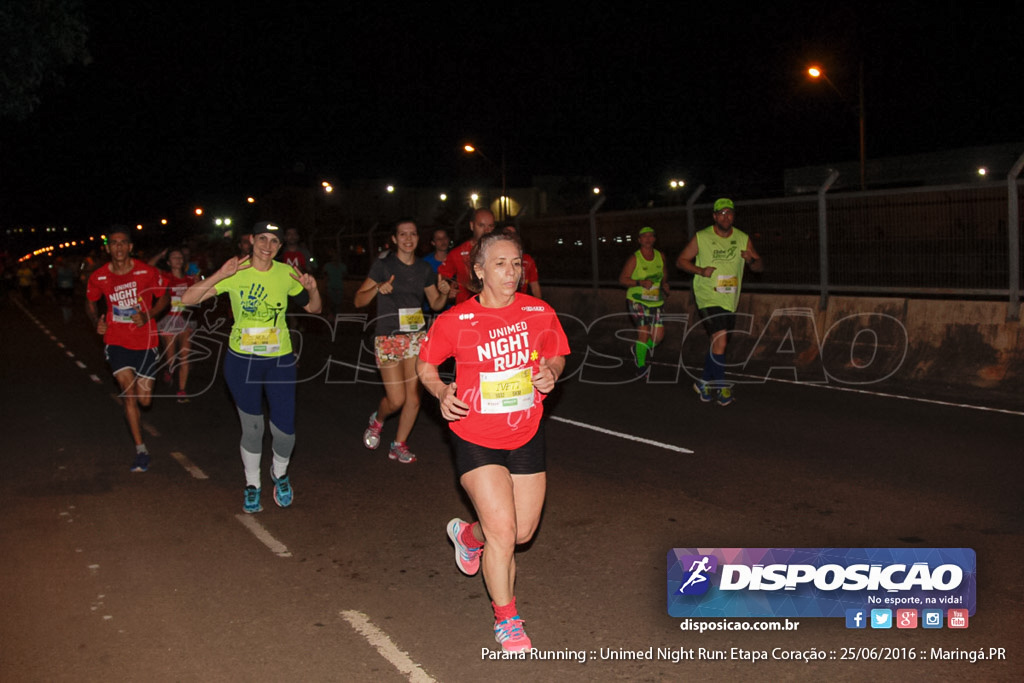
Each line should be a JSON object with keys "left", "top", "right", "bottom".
{"left": 398, "top": 307, "right": 426, "bottom": 332}
{"left": 715, "top": 275, "right": 738, "bottom": 294}
{"left": 478, "top": 367, "right": 534, "bottom": 414}
{"left": 111, "top": 304, "right": 139, "bottom": 324}
{"left": 640, "top": 284, "right": 660, "bottom": 301}
{"left": 239, "top": 327, "right": 281, "bottom": 354}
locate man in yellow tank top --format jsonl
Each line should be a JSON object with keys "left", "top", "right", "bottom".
{"left": 618, "top": 226, "right": 670, "bottom": 374}
{"left": 676, "top": 199, "right": 763, "bottom": 405}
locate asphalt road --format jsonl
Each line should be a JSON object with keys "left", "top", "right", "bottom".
{"left": 2, "top": 290, "right": 1021, "bottom": 682}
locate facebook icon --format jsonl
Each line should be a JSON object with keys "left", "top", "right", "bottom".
{"left": 845, "top": 609, "right": 867, "bottom": 629}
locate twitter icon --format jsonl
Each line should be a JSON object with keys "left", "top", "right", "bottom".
{"left": 870, "top": 609, "right": 892, "bottom": 629}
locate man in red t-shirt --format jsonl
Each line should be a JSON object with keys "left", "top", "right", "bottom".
{"left": 438, "top": 208, "right": 495, "bottom": 304}
{"left": 279, "top": 226, "right": 313, "bottom": 273}
{"left": 86, "top": 226, "right": 169, "bottom": 472}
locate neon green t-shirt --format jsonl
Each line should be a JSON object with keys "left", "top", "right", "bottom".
{"left": 214, "top": 261, "right": 304, "bottom": 356}
{"left": 626, "top": 249, "right": 666, "bottom": 307}
{"left": 692, "top": 226, "right": 750, "bottom": 312}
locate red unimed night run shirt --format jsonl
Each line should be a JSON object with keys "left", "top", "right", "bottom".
{"left": 519, "top": 253, "right": 539, "bottom": 293}
{"left": 162, "top": 271, "right": 197, "bottom": 316}
{"left": 437, "top": 239, "right": 474, "bottom": 304}
{"left": 419, "top": 293, "right": 571, "bottom": 450}
{"left": 280, "top": 248, "right": 311, "bottom": 273}
{"left": 86, "top": 260, "right": 166, "bottom": 350}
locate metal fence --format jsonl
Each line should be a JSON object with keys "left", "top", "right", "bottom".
{"left": 309, "top": 167, "right": 1024, "bottom": 320}
{"left": 512, "top": 177, "right": 1024, "bottom": 318}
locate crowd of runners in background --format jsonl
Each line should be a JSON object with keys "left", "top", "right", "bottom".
{"left": 6, "top": 200, "right": 758, "bottom": 654}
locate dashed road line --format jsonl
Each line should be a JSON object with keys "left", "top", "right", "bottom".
{"left": 170, "top": 451, "right": 209, "bottom": 479}
{"left": 234, "top": 514, "right": 292, "bottom": 557}
{"left": 341, "top": 610, "right": 436, "bottom": 683}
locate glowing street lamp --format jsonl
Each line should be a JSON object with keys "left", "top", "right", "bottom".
{"left": 463, "top": 143, "right": 507, "bottom": 219}
{"left": 807, "top": 63, "right": 866, "bottom": 190}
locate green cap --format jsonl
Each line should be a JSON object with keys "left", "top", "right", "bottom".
{"left": 713, "top": 198, "right": 734, "bottom": 212}
{"left": 638, "top": 226, "right": 655, "bottom": 235}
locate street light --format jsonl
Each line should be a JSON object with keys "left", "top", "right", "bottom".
{"left": 463, "top": 143, "right": 507, "bottom": 219}
{"left": 807, "top": 63, "right": 866, "bottom": 190}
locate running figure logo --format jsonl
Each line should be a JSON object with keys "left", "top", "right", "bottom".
{"left": 678, "top": 554, "right": 718, "bottom": 595}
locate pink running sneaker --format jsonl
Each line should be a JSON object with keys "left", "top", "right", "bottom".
{"left": 362, "top": 412, "right": 382, "bottom": 449}
{"left": 494, "top": 615, "right": 532, "bottom": 652}
{"left": 446, "top": 517, "right": 483, "bottom": 576}
{"left": 388, "top": 441, "right": 417, "bottom": 464}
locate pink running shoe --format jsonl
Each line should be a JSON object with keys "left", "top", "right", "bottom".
{"left": 388, "top": 441, "right": 417, "bottom": 464}
{"left": 446, "top": 517, "right": 483, "bottom": 576}
{"left": 494, "top": 615, "right": 532, "bottom": 652}
{"left": 362, "top": 412, "right": 382, "bottom": 449}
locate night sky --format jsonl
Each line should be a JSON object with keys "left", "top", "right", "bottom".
{"left": 1, "top": 1, "right": 1020, "bottom": 234}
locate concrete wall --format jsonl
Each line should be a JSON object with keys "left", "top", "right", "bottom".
{"left": 541, "top": 285, "right": 1024, "bottom": 398}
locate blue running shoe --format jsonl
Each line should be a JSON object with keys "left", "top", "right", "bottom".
{"left": 272, "top": 473, "right": 293, "bottom": 508}
{"left": 717, "top": 386, "right": 735, "bottom": 406}
{"left": 694, "top": 381, "right": 713, "bottom": 403}
{"left": 243, "top": 486, "right": 262, "bottom": 513}
{"left": 130, "top": 451, "right": 150, "bottom": 473}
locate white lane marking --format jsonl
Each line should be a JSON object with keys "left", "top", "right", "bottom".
{"left": 75, "top": 360, "right": 87, "bottom": 369}
{"left": 234, "top": 514, "right": 292, "bottom": 557}
{"left": 170, "top": 451, "right": 209, "bottom": 480}
{"left": 723, "top": 368, "right": 1024, "bottom": 418}
{"left": 341, "top": 610, "right": 436, "bottom": 683}
{"left": 549, "top": 415, "right": 694, "bottom": 454}
{"left": 89, "top": 374, "right": 102, "bottom": 383}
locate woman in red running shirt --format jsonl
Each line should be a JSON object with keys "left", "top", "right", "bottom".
{"left": 418, "top": 230, "right": 570, "bottom": 653}
{"left": 151, "top": 247, "right": 197, "bottom": 402}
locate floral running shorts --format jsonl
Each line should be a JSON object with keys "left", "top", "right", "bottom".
{"left": 374, "top": 331, "right": 427, "bottom": 367}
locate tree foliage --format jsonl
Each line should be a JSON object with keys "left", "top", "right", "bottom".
{"left": 0, "top": 0, "right": 91, "bottom": 121}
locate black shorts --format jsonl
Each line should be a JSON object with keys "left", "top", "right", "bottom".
{"left": 452, "top": 424, "right": 546, "bottom": 477}
{"left": 697, "top": 306, "right": 736, "bottom": 336}
{"left": 105, "top": 345, "right": 159, "bottom": 379}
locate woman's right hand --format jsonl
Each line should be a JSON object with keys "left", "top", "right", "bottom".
{"left": 216, "top": 255, "right": 251, "bottom": 280}
{"left": 438, "top": 381, "right": 470, "bottom": 421}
